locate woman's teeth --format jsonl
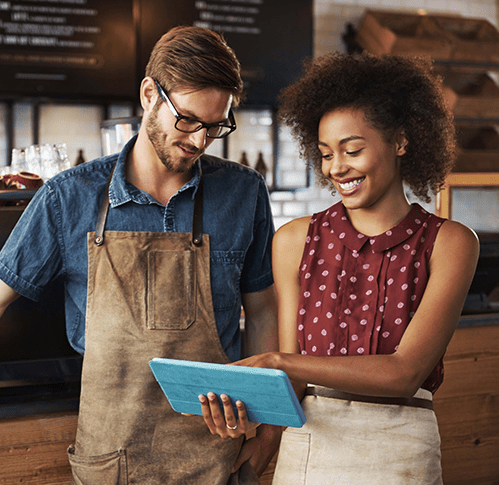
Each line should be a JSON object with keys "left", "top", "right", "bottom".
{"left": 339, "top": 177, "right": 365, "bottom": 191}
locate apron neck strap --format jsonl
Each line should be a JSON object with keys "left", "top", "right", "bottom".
{"left": 94, "top": 165, "right": 115, "bottom": 246}
{"left": 94, "top": 163, "right": 204, "bottom": 247}
{"left": 191, "top": 165, "right": 204, "bottom": 247}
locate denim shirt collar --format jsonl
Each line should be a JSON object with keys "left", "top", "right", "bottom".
{"left": 108, "top": 134, "right": 201, "bottom": 208}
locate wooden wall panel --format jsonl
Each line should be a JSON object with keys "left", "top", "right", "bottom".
{"left": 0, "top": 442, "right": 73, "bottom": 485}
{"left": 0, "top": 325, "right": 497, "bottom": 484}
{"left": 0, "top": 412, "right": 76, "bottom": 485}
{"left": 0, "top": 412, "right": 77, "bottom": 447}
{"left": 434, "top": 325, "right": 499, "bottom": 485}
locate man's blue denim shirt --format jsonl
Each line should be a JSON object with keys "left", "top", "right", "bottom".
{"left": 0, "top": 136, "right": 274, "bottom": 361}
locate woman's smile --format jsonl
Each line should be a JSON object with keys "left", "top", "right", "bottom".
{"left": 337, "top": 176, "right": 365, "bottom": 192}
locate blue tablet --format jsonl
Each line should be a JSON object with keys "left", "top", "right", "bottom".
{"left": 149, "top": 358, "right": 306, "bottom": 428}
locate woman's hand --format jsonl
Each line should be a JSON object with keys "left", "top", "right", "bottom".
{"left": 188, "top": 353, "right": 280, "bottom": 439}
{"left": 230, "top": 351, "right": 279, "bottom": 369}
{"left": 198, "top": 392, "right": 260, "bottom": 439}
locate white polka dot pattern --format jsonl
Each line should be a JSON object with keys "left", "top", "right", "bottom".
{"left": 296, "top": 202, "right": 446, "bottom": 393}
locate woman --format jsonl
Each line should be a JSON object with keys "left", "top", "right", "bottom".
{"left": 200, "top": 52, "right": 479, "bottom": 484}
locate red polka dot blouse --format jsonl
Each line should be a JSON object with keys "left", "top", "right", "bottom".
{"left": 297, "top": 202, "right": 445, "bottom": 393}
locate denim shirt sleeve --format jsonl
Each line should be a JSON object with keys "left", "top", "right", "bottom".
{"left": 0, "top": 184, "right": 64, "bottom": 301}
{"left": 240, "top": 176, "right": 274, "bottom": 294}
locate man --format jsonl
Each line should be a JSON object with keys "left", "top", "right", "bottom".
{"left": 0, "top": 26, "right": 280, "bottom": 484}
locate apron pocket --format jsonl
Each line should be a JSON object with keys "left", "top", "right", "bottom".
{"left": 68, "top": 445, "right": 128, "bottom": 485}
{"left": 272, "top": 429, "right": 310, "bottom": 485}
{"left": 147, "top": 250, "right": 196, "bottom": 330}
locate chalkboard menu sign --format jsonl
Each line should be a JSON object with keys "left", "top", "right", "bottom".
{"left": 139, "top": 0, "right": 313, "bottom": 107}
{"left": 0, "top": 0, "right": 136, "bottom": 99}
{"left": 0, "top": 0, "right": 312, "bottom": 104}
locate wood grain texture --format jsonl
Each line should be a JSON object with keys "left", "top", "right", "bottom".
{"left": 0, "top": 324, "right": 497, "bottom": 484}
{"left": 433, "top": 325, "right": 499, "bottom": 485}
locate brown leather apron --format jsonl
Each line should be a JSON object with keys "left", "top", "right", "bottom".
{"left": 68, "top": 167, "right": 250, "bottom": 484}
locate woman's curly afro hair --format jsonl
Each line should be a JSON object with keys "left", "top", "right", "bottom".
{"left": 278, "top": 52, "right": 456, "bottom": 202}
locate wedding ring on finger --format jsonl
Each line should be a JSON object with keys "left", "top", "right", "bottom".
{"left": 226, "top": 422, "right": 238, "bottom": 430}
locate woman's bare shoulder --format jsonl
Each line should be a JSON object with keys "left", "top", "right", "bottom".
{"left": 272, "top": 216, "right": 312, "bottom": 266}
{"left": 274, "top": 216, "right": 312, "bottom": 247}
{"left": 431, "top": 218, "right": 479, "bottom": 275}
{"left": 436, "top": 219, "right": 479, "bottom": 255}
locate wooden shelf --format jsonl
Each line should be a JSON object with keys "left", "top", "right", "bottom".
{"left": 356, "top": 10, "right": 499, "bottom": 67}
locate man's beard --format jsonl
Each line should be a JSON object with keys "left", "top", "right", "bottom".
{"left": 145, "top": 102, "right": 201, "bottom": 174}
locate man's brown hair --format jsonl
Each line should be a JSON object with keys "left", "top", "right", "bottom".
{"left": 145, "top": 26, "right": 244, "bottom": 105}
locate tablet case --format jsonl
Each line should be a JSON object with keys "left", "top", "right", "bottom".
{"left": 149, "top": 358, "right": 306, "bottom": 428}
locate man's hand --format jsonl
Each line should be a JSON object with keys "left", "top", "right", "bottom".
{"left": 233, "top": 424, "right": 282, "bottom": 476}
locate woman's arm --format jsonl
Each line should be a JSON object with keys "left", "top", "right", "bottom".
{"left": 271, "top": 216, "right": 311, "bottom": 399}
{"left": 241, "top": 219, "right": 479, "bottom": 398}
{"left": 241, "top": 285, "right": 278, "bottom": 358}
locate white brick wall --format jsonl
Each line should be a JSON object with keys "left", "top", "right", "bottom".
{"left": 271, "top": 0, "right": 499, "bottom": 229}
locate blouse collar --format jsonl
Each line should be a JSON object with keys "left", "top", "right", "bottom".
{"left": 326, "top": 202, "right": 431, "bottom": 253}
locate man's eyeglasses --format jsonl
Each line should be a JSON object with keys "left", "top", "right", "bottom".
{"left": 154, "top": 80, "right": 237, "bottom": 139}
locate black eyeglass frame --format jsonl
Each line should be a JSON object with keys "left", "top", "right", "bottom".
{"left": 153, "top": 79, "right": 237, "bottom": 139}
